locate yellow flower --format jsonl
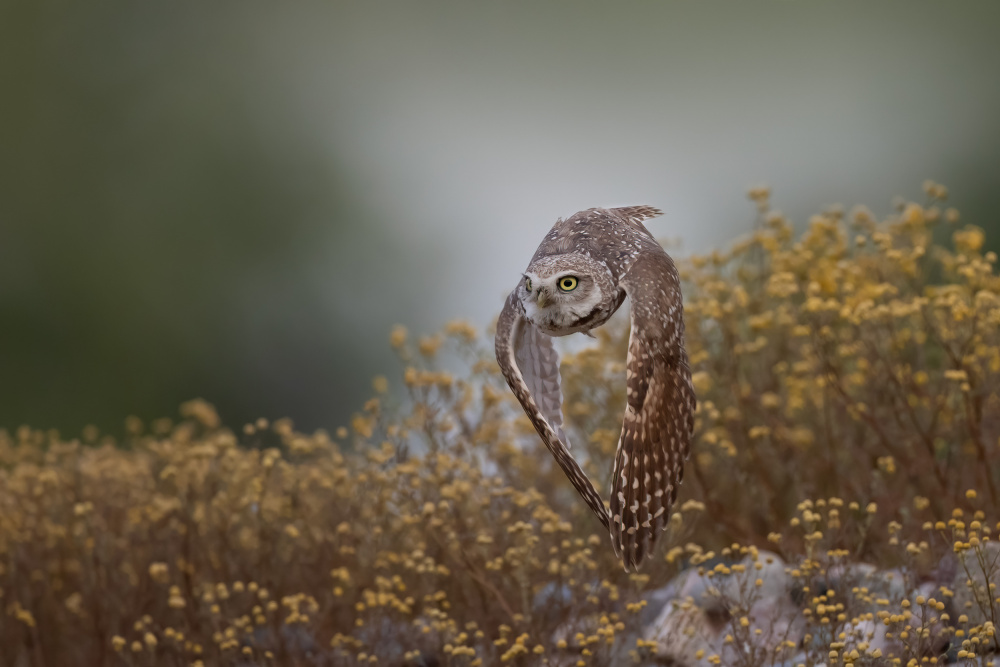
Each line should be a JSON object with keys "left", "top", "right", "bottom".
{"left": 351, "top": 414, "right": 375, "bottom": 439}
{"left": 389, "top": 325, "right": 408, "bottom": 348}
{"left": 691, "top": 371, "right": 712, "bottom": 394}
{"left": 418, "top": 335, "right": 442, "bottom": 357}
{"left": 954, "top": 226, "right": 985, "bottom": 253}
{"left": 902, "top": 203, "right": 925, "bottom": 226}
{"left": 148, "top": 562, "right": 169, "bottom": 584}
{"left": 445, "top": 319, "right": 478, "bottom": 341}
{"left": 876, "top": 456, "right": 896, "bottom": 475}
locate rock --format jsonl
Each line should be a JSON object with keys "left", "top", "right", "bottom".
{"left": 637, "top": 549, "right": 980, "bottom": 665}
{"left": 644, "top": 550, "right": 802, "bottom": 665}
{"left": 951, "top": 541, "right": 1000, "bottom": 628}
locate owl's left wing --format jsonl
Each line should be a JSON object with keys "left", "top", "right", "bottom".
{"left": 496, "top": 291, "right": 611, "bottom": 531}
{"left": 610, "top": 252, "right": 696, "bottom": 571}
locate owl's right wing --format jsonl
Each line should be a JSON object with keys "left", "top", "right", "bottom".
{"left": 495, "top": 291, "right": 611, "bottom": 531}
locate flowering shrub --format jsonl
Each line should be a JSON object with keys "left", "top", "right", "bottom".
{"left": 1, "top": 183, "right": 998, "bottom": 666}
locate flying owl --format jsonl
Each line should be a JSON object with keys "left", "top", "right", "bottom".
{"left": 495, "top": 206, "right": 695, "bottom": 571}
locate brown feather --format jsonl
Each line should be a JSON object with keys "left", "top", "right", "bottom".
{"left": 495, "top": 293, "right": 611, "bottom": 531}
{"left": 496, "top": 206, "right": 694, "bottom": 571}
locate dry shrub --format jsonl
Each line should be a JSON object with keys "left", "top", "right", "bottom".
{"left": 1, "top": 183, "right": 999, "bottom": 666}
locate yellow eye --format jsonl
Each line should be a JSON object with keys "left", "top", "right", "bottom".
{"left": 524, "top": 277, "right": 532, "bottom": 292}
{"left": 558, "top": 276, "right": 578, "bottom": 291}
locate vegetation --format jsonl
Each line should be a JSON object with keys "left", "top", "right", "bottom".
{"left": 2, "top": 183, "right": 999, "bottom": 665}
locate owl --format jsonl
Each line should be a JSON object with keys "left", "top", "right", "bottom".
{"left": 495, "top": 206, "right": 695, "bottom": 571}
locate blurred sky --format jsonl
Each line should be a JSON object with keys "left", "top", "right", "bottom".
{"left": 2, "top": 1, "right": 999, "bottom": 435}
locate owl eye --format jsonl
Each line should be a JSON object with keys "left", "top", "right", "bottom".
{"left": 524, "top": 277, "right": 532, "bottom": 292}
{"left": 558, "top": 276, "right": 579, "bottom": 292}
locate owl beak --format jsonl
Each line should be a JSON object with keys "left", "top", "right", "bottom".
{"left": 535, "top": 289, "right": 549, "bottom": 308}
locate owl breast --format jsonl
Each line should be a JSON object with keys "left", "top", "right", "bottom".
{"left": 523, "top": 287, "right": 622, "bottom": 336}
{"left": 525, "top": 303, "right": 612, "bottom": 336}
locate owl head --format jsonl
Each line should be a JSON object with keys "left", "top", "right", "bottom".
{"left": 519, "top": 254, "right": 616, "bottom": 336}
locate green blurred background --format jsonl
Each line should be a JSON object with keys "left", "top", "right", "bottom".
{"left": 2, "top": 1, "right": 999, "bottom": 436}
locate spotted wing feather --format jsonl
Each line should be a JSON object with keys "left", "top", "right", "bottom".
{"left": 613, "top": 205, "right": 664, "bottom": 226}
{"left": 609, "top": 252, "right": 695, "bottom": 571}
{"left": 496, "top": 291, "right": 610, "bottom": 530}
{"left": 513, "top": 315, "right": 570, "bottom": 447}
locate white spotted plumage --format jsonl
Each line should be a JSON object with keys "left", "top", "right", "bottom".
{"left": 495, "top": 206, "right": 695, "bottom": 571}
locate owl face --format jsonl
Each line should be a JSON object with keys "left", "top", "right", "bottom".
{"left": 518, "top": 254, "right": 613, "bottom": 336}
